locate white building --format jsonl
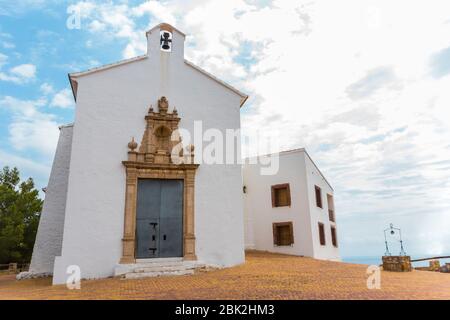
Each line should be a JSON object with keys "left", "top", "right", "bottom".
{"left": 27, "top": 24, "right": 339, "bottom": 285}
{"left": 243, "top": 149, "right": 340, "bottom": 261}
{"left": 28, "top": 23, "right": 248, "bottom": 285}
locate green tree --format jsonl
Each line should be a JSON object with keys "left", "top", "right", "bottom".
{"left": 0, "top": 166, "right": 43, "bottom": 264}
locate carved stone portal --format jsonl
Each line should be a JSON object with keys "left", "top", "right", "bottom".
{"left": 120, "top": 97, "right": 199, "bottom": 264}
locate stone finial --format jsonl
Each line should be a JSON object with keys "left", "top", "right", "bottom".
{"left": 148, "top": 105, "right": 154, "bottom": 113}
{"left": 188, "top": 144, "right": 195, "bottom": 163}
{"left": 128, "top": 137, "right": 138, "bottom": 151}
{"left": 173, "top": 106, "right": 178, "bottom": 116}
{"left": 158, "top": 96, "right": 169, "bottom": 113}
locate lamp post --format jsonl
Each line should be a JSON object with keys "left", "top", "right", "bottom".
{"left": 384, "top": 223, "right": 406, "bottom": 256}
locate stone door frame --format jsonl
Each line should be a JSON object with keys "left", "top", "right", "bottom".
{"left": 120, "top": 163, "right": 198, "bottom": 264}
{"left": 119, "top": 97, "right": 199, "bottom": 264}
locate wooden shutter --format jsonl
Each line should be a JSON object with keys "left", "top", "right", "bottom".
{"left": 318, "top": 223, "right": 326, "bottom": 245}
{"left": 271, "top": 186, "right": 276, "bottom": 207}
{"left": 315, "top": 186, "right": 322, "bottom": 208}
{"left": 331, "top": 226, "right": 338, "bottom": 247}
{"left": 289, "top": 222, "right": 294, "bottom": 244}
{"left": 271, "top": 184, "right": 291, "bottom": 207}
{"left": 273, "top": 222, "right": 294, "bottom": 246}
{"left": 273, "top": 223, "right": 279, "bottom": 245}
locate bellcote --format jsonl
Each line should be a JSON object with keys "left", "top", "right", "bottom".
{"left": 146, "top": 23, "right": 185, "bottom": 62}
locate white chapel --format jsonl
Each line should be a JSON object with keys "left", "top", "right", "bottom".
{"left": 27, "top": 23, "right": 339, "bottom": 285}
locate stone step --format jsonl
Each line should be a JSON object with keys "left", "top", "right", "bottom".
{"left": 133, "top": 264, "right": 199, "bottom": 273}
{"left": 135, "top": 257, "right": 183, "bottom": 264}
{"left": 124, "top": 269, "right": 195, "bottom": 279}
{"left": 114, "top": 260, "right": 201, "bottom": 277}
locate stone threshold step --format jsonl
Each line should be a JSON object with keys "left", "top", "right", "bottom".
{"left": 133, "top": 264, "right": 201, "bottom": 273}
{"left": 124, "top": 269, "right": 195, "bottom": 279}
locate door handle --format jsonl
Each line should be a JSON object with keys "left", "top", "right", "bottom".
{"left": 149, "top": 222, "right": 158, "bottom": 228}
{"left": 163, "top": 235, "right": 167, "bottom": 240}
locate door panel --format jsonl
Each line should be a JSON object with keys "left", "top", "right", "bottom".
{"left": 135, "top": 179, "right": 183, "bottom": 259}
{"left": 136, "top": 218, "right": 159, "bottom": 258}
{"left": 136, "top": 179, "right": 161, "bottom": 258}
{"left": 136, "top": 179, "right": 160, "bottom": 220}
{"left": 159, "top": 180, "right": 183, "bottom": 257}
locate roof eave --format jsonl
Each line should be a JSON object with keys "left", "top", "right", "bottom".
{"left": 184, "top": 59, "right": 249, "bottom": 108}
{"left": 68, "top": 73, "right": 77, "bottom": 102}
{"left": 240, "top": 95, "right": 249, "bottom": 108}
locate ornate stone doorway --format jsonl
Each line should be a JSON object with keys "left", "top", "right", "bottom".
{"left": 120, "top": 97, "right": 199, "bottom": 264}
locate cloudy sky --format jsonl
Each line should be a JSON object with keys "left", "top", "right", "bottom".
{"left": 1, "top": 0, "right": 449, "bottom": 259}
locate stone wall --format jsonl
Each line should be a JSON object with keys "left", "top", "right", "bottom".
{"left": 429, "top": 260, "right": 441, "bottom": 271}
{"left": 440, "top": 263, "right": 450, "bottom": 273}
{"left": 382, "top": 256, "right": 412, "bottom": 272}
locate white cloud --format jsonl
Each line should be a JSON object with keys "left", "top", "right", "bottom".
{"left": 40, "top": 82, "right": 54, "bottom": 95}
{"left": 0, "top": 0, "right": 58, "bottom": 16}
{"left": 0, "top": 149, "right": 51, "bottom": 177}
{"left": 1, "top": 41, "right": 15, "bottom": 49}
{"left": 10, "top": 63, "right": 36, "bottom": 78}
{"left": 50, "top": 88, "right": 75, "bottom": 109}
{"left": 0, "top": 63, "right": 36, "bottom": 84}
{"left": 0, "top": 96, "right": 59, "bottom": 156}
{"left": 69, "top": 1, "right": 146, "bottom": 59}
{"left": 0, "top": 52, "right": 7, "bottom": 68}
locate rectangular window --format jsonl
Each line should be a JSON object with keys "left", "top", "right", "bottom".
{"left": 318, "top": 222, "right": 326, "bottom": 246}
{"left": 331, "top": 226, "right": 338, "bottom": 247}
{"left": 327, "top": 194, "right": 335, "bottom": 222}
{"left": 315, "top": 186, "right": 322, "bottom": 208}
{"left": 271, "top": 184, "right": 291, "bottom": 207}
{"left": 273, "top": 222, "right": 294, "bottom": 246}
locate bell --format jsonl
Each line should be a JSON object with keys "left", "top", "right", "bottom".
{"left": 160, "top": 32, "right": 172, "bottom": 50}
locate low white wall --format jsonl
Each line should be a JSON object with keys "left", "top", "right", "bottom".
{"left": 29, "top": 125, "right": 73, "bottom": 274}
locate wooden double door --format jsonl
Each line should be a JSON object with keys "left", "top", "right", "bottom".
{"left": 135, "top": 179, "right": 183, "bottom": 259}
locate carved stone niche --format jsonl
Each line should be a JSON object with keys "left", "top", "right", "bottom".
{"left": 120, "top": 97, "right": 199, "bottom": 264}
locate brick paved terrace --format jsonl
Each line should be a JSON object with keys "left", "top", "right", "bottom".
{"left": 1, "top": 251, "right": 449, "bottom": 300}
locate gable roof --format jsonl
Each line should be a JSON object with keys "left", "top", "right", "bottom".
{"left": 68, "top": 28, "right": 249, "bottom": 108}
{"left": 68, "top": 55, "right": 148, "bottom": 104}
{"left": 184, "top": 60, "right": 248, "bottom": 107}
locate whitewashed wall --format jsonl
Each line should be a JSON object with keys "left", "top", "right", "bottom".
{"left": 243, "top": 150, "right": 315, "bottom": 257}
{"left": 29, "top": 125, "right": 73, "bottom": 274}
{"left": 304, "top": 154, "right": 340, "bottom": 261}
{"left": 243, "top": 149, "right": 340, "bottom": 261}
{"left": 53, "top": 26, "right": 245, "bottom": 284}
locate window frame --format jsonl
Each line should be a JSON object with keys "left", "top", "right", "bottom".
{"left": 271, "top": 183, "right": 291, "bottom": 208}
{"left": 272, "top": 222, "right": 294, "bottom": 246}
{"left": 327, "top": 193, "right": 335, "bottom": 222}
{"left": 315, "top": 185, "right": 323, "bottom": 209}
{"left": 318, "top": 222, "right": 326, "bottom": 246}
{"left": 331, "top": 226, "right": 338, "bottom": 247}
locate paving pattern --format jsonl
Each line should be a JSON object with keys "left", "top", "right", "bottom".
{"left": 0, "top": 251, "right": 449, "bottom": 300}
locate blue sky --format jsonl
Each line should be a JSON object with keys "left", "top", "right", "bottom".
{"left": 1, "top": 0, "right": 450, "bottom": 259}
